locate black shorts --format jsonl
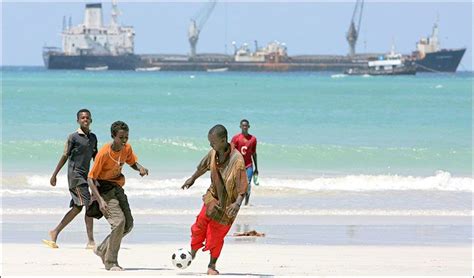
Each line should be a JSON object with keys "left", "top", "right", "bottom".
{"left": 69, "top": 184, "right": 91, "bottom": 208}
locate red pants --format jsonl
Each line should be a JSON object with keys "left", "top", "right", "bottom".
{"left": 190, "top": 205, "right": 231, "bottom": 258}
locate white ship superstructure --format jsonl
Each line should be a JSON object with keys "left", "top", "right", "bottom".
{"left": 62, "top": 1, "right": 134, "bottom": 56}
{"left": 416, "top": 21, "right": 440, "bottom": 57}
{"left": 233, "top": 41, "right": 288, "bottom": 62}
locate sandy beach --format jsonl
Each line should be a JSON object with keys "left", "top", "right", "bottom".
{"left": 2, "top": 213, "right": 473, "bottom": 276}
{"left": 1, "top": 242, "right": 471, "bottom": 276}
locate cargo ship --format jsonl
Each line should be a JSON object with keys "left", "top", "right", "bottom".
{"left": 43, "top": 2, "right": 141, "bottom": 70}
{"left": 410, "top": 21, "right": 466, "bottom": 73}
{"left": 43, "top": 1, "right": 465, "bottom": 72}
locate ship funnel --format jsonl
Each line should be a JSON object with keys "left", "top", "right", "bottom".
{"left": 84, "top": 3, "right": 103, "bottom": 29}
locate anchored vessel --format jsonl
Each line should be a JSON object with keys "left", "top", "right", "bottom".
{"left": 43, "top": 2, "right": 141, "bottom": 70}
{"left": 345, "top": 48, "right": 416, "bottom": 76}
{"left": 411, "top": 21, "right": 466, "bottom": 73}
{"left": 43, "top": 1, "right": 465, "bottom": 72}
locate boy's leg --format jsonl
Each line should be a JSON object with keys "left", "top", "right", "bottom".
{"left": 190, "top": 205, "right": 211, "bottom": 258}
{"left": 206, "top": 220, "right": 232, "bottom": 275}
{"left": 49, "top": 205, "right": 82, "bottom": 242}
{"left": 244, "top": 166, "right": 253, "bottom": 206}
{"left": 85, "top": 214, "right": 95, "bottom": 248}
{"left": 96, "top": 199, "right": 126, "bottom": 270}
{"left": 115, "top": 186, "right": 134, "bottom": 234}
{"left": 49, "top": 184, "right": 90, "bottom": 243}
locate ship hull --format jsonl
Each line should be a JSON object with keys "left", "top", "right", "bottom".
{"left": 344, "top": 67, "right": 416, "bottom": 76}
{"left": 43, "top": 50, "right": 465, "bottom": 73}
{"left": 44, "top": 52, "right": 141, "bottom": 70}
{"left": 415, "top": 48, "right": 466, "bottom": 72}
{"left": 153, "top": 62, "right": 368, "bottom": 72}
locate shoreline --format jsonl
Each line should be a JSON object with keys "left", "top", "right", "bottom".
{"left": 2, "top": 214, "right": 471, "bottom": 247}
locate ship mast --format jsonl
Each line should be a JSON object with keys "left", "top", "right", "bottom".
{"left": 346, "top": 0, "right": 364, "bottom": 57}
{"left": 110, "top": 0, "right": 120, "bottom": 30}
{"left": 430, "top": 14, "right": 440, "bottom": 52}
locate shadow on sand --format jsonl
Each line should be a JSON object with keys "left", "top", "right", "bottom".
{"left": 177, "top": 272, "right": 273, "bottom": 276}
{"left": 125, "top": 267, "right": 174, "bottom": 271}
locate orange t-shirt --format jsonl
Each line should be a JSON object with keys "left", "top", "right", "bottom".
{"left": 88, "top": 143, "right": 138, "bottom": 187}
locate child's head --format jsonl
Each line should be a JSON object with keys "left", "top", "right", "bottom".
{"left": 76, "top": 109, "right": 92, "bottom": 129}
{"left": 111, "top": 121, "right": 129, "bottom": 147}
{"left": 240, "top": 119, "right": 250, "bottom": 134}
{"left": 208, "top": 124, "right": 228, "bottom": 152}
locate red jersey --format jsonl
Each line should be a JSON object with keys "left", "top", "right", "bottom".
{"left": 231, "top": 133, "right": 257, "bottom": 168}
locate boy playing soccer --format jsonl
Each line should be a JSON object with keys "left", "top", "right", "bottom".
{"left": 182, "top": 124, "right": 248, "bottom": 275}
{"left": 43, "top": 109, "right": 97, "bottom": 249}
{"left": 88, "top": 120, "right": 148, "bottom": 271}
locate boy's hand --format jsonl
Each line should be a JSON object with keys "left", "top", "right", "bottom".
{"left": 99, "top": 199, "right": 109, "bottom": 218}
{"left": 181, "top": 178, "right": 194, "bottom": 190}
{"left": 139, "top": 167, "right": 149, "bottom": 177}
{"left": 50, "top": 175, "right": 57, "bottom": 187}
{"left": 226, "top": 202, "right": 240, "bottom": 217}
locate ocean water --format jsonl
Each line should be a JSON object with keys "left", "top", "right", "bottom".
{"left": 1, "top": 67, "right": 472, "bottom": 219}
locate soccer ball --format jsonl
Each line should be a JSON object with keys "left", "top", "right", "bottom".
{"left": 171, "top": 248, "right": 192, "bottom": 269}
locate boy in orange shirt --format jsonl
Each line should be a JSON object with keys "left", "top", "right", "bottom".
{"left": 88, "top": 121, "right": 148, "bottom": 271}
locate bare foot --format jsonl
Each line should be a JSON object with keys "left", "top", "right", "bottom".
{"left": 93, "top": 246, "right": 105, "bottom": 264}
{"left": 86, "top": 241, "right": 96, "bottom": 249}
{"left": 207, "top": 267, "right": 219, "bottom": 275}
{"left": 49, "top": 230, "right": 58, "bottom": 242}
{"left": 107, "top": 264, "right": 124, "bottom": 271}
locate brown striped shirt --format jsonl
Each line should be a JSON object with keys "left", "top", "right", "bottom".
{"left": 196, "top": 145, "right": 248, "bottom": 225}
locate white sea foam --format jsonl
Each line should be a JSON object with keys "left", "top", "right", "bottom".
{"left": 0, "top": 207, "right": 470, "bottom": 217}
{"left": 331, "top": 74, "right": 346, "bottom": 79}
{"left": 1, "top": 171, "right": 472, "bottom": 198}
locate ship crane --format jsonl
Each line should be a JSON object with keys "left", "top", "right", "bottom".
{"left": 346, "top": 0, "right": 364, "bottom": 57}
{"left": 188, "top": 0, "right": 217, "bottom": 58}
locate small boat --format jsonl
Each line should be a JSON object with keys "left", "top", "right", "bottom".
{"left": 206, "top": 67, "right": 229, "bottom": 72}
{"left": 85, "top": 66, "right": 108, "bottom": 71}
{"left": 345, "top": 46, "right": 416, "bottom": 76}
{"left": 135, "top": 66, "right": 161, "bottom": 72}
{"left": 345, "top": 64, "right": 416, "bottom": 76}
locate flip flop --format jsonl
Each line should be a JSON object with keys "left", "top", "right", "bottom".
{"left": 42, "top": 239, "right": 59, "bottom": 249}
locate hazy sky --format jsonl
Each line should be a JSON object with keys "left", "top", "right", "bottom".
{"left": 1, "top": 1, "right": 472, "bottom": 69}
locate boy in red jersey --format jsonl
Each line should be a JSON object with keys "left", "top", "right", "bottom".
{"left": 231, "top": 119, "right": 258, "bottom": 206}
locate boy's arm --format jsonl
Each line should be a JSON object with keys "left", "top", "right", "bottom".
{"left": 252, "top": 139, "right": 258, "bottom": 175}
{"left": 50, "top": 155, "right": 68, "bottom": 186}
{"left": 182, "top": 152, "right": 211, "bottom": 190}
{"left": 130, "top": 162, "right": 149, "bottom": 177}
{"left": 181, "top": 167, "right": 208, "bottom": 190}
{"left": 252, "top": 153, "right": 258, "bottom": 175}
{"left": 51, "top": 136, "right": 73, "bottom": 186}
{"left": 87, "top": 178, "right": 109, "bottom": 217}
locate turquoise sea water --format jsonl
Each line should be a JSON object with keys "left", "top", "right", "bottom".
{"left": 1, "top": 67, "right": 472, "bottom": 217}
{"left": 2, "top": 68, "right": 472, "bottom": 176}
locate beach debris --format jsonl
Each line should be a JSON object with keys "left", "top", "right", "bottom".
{"left": 233, "top": 230, "right": 265, "bottom": 237}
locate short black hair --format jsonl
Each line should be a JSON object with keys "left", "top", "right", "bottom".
{"left": 77, "top": 109, "right": 91, "bottom": 119}
{"left": 208, "top": 124, "right": 228, "bottom": 140}
{"left": 240, "top": 119, "right": 249, "bottom": 125}
{"left": 110, "top": 121, "right": 129, "bottom": 137}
